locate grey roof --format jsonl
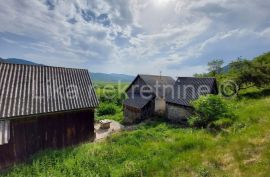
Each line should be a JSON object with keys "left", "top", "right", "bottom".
{"left": 139, "top": 74, "right": 175, "bottom": 87}
{"left": 126, "top": 74, "right": 175, "bottom": 98}
{"left": 0, "top": 63, "right": 99, "bottom": 119}
{"left": 123, "top": 95, "right": 154, "bottom": 109}
{"left": 166, "top": 77, "right": 218, "bottom": 106}
{"left": 140, "top": 75, "right": 175, "bottom": 98}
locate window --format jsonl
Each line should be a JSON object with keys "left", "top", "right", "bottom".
{"left": 0, "top": 120, "right": 10, "bottom": 145}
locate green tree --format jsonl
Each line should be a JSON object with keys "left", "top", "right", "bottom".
{"left": 188, "top": 95, "right": 235, "bottom": 129}
{"left": 207, "top": 59, "right": 224, "bottom": 76}
{"left": 228, "top": 54, "right": 270, "bottom": 92}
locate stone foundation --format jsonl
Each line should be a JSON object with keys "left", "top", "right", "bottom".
{"left": 166, "top": 103, "right": 192, "bottom": 123}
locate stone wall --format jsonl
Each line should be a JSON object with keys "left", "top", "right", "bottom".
{"left": 166, "top": 103, "right": 193, "bottom": 123}
{"left": 154, "top": 98, "right": 166, "bottom": 115}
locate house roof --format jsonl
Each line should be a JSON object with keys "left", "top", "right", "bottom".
{"left": 139, "top": 74, "right": 175, "bottom": 87}
{"left": 123, "top": 95, "right": 154, "bottom": 109}
{"left": 166, "top": 77, "right": 218, "bottom": 107}
{"left": 0, "top": 63, "right": 99, "bottom": 119}
{"left": 126, "top": 74, "right": 175, "bottom": 98}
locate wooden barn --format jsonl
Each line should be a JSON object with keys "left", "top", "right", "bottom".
{"left": 0, "top": 63, "right": 99, "bottom": 169}
{"left": 165, "top": 77, "right": 218, "bottom": 123}
{"left": 123, "top": 74, "right": 175, "bottom": 124}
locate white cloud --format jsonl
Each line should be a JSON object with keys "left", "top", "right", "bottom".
{"left": 0, "top": 0, "right": 269, "bottom": 76}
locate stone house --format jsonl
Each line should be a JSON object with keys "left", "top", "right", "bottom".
{"left": 123, "top": 74, "right": 175, "bottom": 124}
{"left": 165, "top": 77, "right": 218, "bottom": 123}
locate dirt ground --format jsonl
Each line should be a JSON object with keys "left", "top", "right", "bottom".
{"left": 94, "top": 120, "right": 124, "bottom": 141}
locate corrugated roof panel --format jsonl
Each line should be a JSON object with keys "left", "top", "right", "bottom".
{"left": 166, "top": 77, "right": 218, "bottom": 106}
{"left": 0, "top": 63, "right": 99, "bottom": 119}
{"left": 123, "top": 95, "right": 154, "bottom": 109}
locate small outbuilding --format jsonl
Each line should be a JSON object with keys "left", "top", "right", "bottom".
{"left": 0, "top": 63, "right": 99, "bottom": 169}
{"left": 123, "top": 74, "right": 175, "bottom": 124}
{"left": 165, "top": 77, "right": 218, "bottom": 123}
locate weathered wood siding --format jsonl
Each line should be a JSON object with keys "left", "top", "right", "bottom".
{"left": 0, "top": 109, "right": 95, "bottom": 170}
{"left": 123, "top": 105, "right": 141, "bottom": 124}
{"left": 123, "top": 100, "right": 155, "bottom": 124}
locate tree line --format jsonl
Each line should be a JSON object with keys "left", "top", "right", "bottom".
{"left": 194, "top": 52, "right": 270, "bottom": 93}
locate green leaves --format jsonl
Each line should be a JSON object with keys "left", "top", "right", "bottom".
{"left": 97, "top": 103, "right": 117, "bottom": 116}
{"left": 228, "top": 53, "right": 270, "bottom": 91}
{"left": 189, "top": 95, "right": 235, "bottom": 129}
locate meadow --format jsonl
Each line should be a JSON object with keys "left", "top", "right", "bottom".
{"left": 1, "top": 87, "right": 270, "bottom": 177}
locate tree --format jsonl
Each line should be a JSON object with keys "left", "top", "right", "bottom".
{"left": 253, "top": 52, "right": 270, "bottom": 87}
{"left": 228, "top": 55, "right": 270, "bottom": 92}
{"left": 193, "top": 73, "right": 210, "bottom": 77}
{"left": 188, "top": 95, "right": 235, "bottom": 129}
{"left": 207, "top": 59, "right": 224, "bottom": 75}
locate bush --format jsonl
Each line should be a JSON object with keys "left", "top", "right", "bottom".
{"left": 99, "top": 92, "right": 126, "bottom": 106}
{"left": 212, "top": 118, "right": 233, "bottom": 129}
{"left": 97, "top": 104, "right": 117, "bottom": 116}
{"left": 188, "top": 95, "right": 235, "bottom": 129}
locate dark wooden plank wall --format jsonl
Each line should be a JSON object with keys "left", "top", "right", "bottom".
{"left": 123, "top": 100, "right": 155, "bottom": 124}
{"left": 0, "top": 109, "right": 95, "bottom": 169}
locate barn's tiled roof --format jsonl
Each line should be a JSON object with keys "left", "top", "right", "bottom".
{"left": 0, "top": 63, "right": 99, "bottom": 119}
{"left": 123, "top": 95, "right": 154, "bottom": 109}
{"left": 166, "top": 77, "right": 218, "bottom": 107}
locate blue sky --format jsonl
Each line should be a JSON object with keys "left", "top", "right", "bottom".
{"left": 0, "top": 0, "right": 269, "bottom": 76}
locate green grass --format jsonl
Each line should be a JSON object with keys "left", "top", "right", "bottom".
{"left": 96, "top": 105, "right": 123, "bottom": 122}
{"left": 94, "top": 81, "right": 129, "bottom": 122}
{"left": 1, "top": 89, "right": 270, "bottom": 177}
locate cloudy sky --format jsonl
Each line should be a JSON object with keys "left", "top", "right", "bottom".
{"left": 0, "top": 0, "right": 269, "bottom": 76}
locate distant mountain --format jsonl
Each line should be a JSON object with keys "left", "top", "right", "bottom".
{"left": 2, "top": 58, "right": 43, "bottom": 65}
{"left": 0, "top": 57, "right": 134, "bottom": 82}
{"left": 90, "top": 72, "right": 134, "bottom": 83}
{"left": 221, "top": 64, "right": 230, "bottom": 73}
{"left": 0, "top": 57, "right": 6, "bottom": 63}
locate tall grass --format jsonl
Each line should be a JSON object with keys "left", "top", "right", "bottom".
{"left": 1, "top": 89, "right": 270, "bottom": 177}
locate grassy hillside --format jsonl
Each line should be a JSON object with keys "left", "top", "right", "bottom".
{"left": 1, "top": 88, "right": 270, "bottom": 177}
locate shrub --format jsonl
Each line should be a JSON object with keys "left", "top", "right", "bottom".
{"left": 99, "top": 92, "right": 126, "bottom": 106}
{"left": 188, "top": 95, "right": 235, "bottom": 129}
{"left": 97, "top": 103, "right": 117, "bottom": 116}
{"left": 212, "top": 118, "right": 233, "bottom": 129}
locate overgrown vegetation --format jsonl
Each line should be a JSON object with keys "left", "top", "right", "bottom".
{"left": 1, "top": 52, "right": 270, "bottom": 176}
{"left": 188, "top": 95, "right": 235, "bottom": 129}
{"left": 228, "top": 54, "right": 270, "bottom": 92}
{"left": 95, "top": 82, "right": 128, "bottom": 122}
{"left": 1, "top": 88, "right": 270, "bottom": 177}
{"left": 195, "top": 52, "right": 270, "bottom": 94}
{"left": 97, "top": 103, "right": 117, "bottom": 116}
